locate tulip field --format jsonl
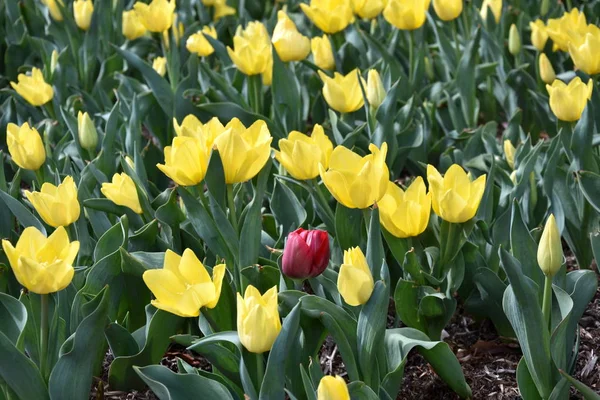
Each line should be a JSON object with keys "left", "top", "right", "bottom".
{"left": 4, "top": 0, "right": 600, "bottom": 398}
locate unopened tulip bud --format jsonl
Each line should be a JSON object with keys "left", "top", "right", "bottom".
{"left": 503, "top": 140, "right": 516, "bottom": 169}
{"left": 424, "top": 56, "right": 434, "bottom": 80}
{"left": 509, "top": 24, "right": 521, "bottom": 55}
{"left": 510, "top": 170, "right": 517, "bottom": 185}
{"left": 540, "top": 0, "right": 550, "bottom": 16}
{"left": 539, "top": 53, "right": 556, "bottom": 84}
{"left": 367, "top": 69, "right": 386, "bottom": 109}
{"left": 74, "top": 0, "right": 94, "bottom": 31}
{"left": 153, "top": 57, "right": 167, "bottom": 76}
{"left": 537, "top": 214, "right": 563, "bottom": 277}
{"left": 50, "top": 50, "right": 59, "bottom": 75}
{"left": 282, "top": 228, "right": 330, "bottom": 279}
{"left": 77, "top": 111, "right": 98, "bottom": 151}
{"left": 317, "top": 376, "right": 350, "bottom": 400}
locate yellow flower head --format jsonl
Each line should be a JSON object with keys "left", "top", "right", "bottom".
{"left": 426, "top": 164, "right": 486, "bottom": 223}
{"left": 10, "top": 68, "right": 54, "bottom": 107}
{"left": 6, "top": 122, "right": 46, "bottom": 171}
{"left": 272, "top": 11, "right": 311, "bottom": 62}
{"left": 529, "top": 19, "right": 548, "bottom": 51}
{"left": 227, "top": 21, "right": 272, "bottom": 76}
{"left": 237, "top": 285, "right": 281, "bottom": 353}
{"left": 319, "top": 143, "right": 389, "bottom": 209}
{"left": 384, "top": 0, "right": 427, "bottom": 31}
{"left": 379, "top": 178, "right": 431, "bottom": 238}
{"left": 274, "top": 124, "right": 333, "bottom": 180}
{"left": 143, "top": 249, "right": 226, "bottom": 317}
{"left": 101, "top": 173, "right": 143, "bottom": 214}
{"left": 213, "top": 0, "right": 236, "bottom": 21}
{"left": 311, "top": 35, "right": 335, "bottom": 70}
{"left": 213, "top": 119, "right": 273, "bottom": 184}
{"left": 546, "top": 77, "right": 593, "bottom": 122}
{"left": 25, "top": 176, "right": 80, "bottom": 228}
{"left": 2, "top": 226, "right": 79, "bottom": 294}
{"left": 569, "top": 26, "right": 600, "bottom": 76}
{"left": 74, "top": 0, "right": 94, "bottom": 30}
{"left": 42, "top": 0, "right": 64, "bottom": 21}
{"left": 352, "top": 0, "right": 385, "bottom": 20}
{"left": 546, "top": 9, "right": 587, "bottom": 52}
{"left": 539, "top": 53, "right": 556, "bottom": 84}
{"left": 367, "top": 69, "right": 386, "bottom": 109}
{"left": 317, "top": 376, "right": 350, "bottom": 400}
{"left": 77, "top": 111, "right": 98, "bottom": 151}
{"left": 157, "top": 136, "right": 209, "bottom": 186}
{"left": 133, "top": 0, "right": 176, "bottom": 32}
{"left": 480, "top": 0, "right": 502, "bottom": 23}
{"left": 338, "top": 247, "right": 374, "bottom": 306}
{"left": 152, "top": 57, "right": 167, "bottom": 76}
{"left": 122, "top": 10, "right": 147, "bottom": 40}
{"left": 537, "top": 214, "right": 563, "bottom": 278}
{"left": 503, "top": 140, "right": 516, "bottom": 169}
{"left": 187, "top": 26, "right": 217, "bottom": 57}
{"left": 300, "top": 0, "right": 354, "bottom": 34}
{"left": 318, "top": 68, "right": 365, "bottom": 113}
{"left": 433, "top": 0, "right": 462, "bottom": 21}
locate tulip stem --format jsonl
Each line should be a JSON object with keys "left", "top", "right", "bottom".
{"left": 255, "top": 353, "right": 265, "bottom": 391}
{"left": 247, "top": 75, "right": 263, "bottom": 115}
{"left": 310, "top": 179, "right": 335, "bottom": 232}
{"left": 227, "top": 184, "right": 239, "bottom": 234}
{"left": 408, "top": 30, "right": 415, "bottom": 86}
{"left": 452, "top": 21, "right": 461, "bottom": 63}
{"left": 40, "top": 294, "right": 49, "bottom": 380}
{"left": 542, "top": 275, "right": 553, "bottom": 331}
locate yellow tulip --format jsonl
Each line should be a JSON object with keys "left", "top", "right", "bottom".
{"left": 174, "top": 115, "right": 237, "bottom": 150}
{"left": 262, "top": 55, "right": 273, "bottom": 86}
{"left": 319, "top": 143, "right": 389, "bottom": 209}
{"left": 6, "top": 122, "right": 46, "bottom": 171}
{"left": 74, "top": 0, "right": 93, "bottom": 30}
{"left": 383, "top": 0, "right": 427, "bottom": 31}
{"left": 213, "top": 119, "right": 272, "bottom": 184}
{"left": 318, "top": 69, "right": 365, "bottom": 113}
{"left": 317, "top": 376, "right": 350, "bottom": 400}
{"left": 2, "top": 226, "right": 79, "bottom": 294}
{"left": 480, "top": 0, "right": 502, "bottom": 23}
{"left": 42, "top": 0, "right": 64, "bottom": 21}
{"left": 101, "top": 173, "right": 143, "bottom": 214}
{"left": 213, "top": 0, "right": 236, "bottom": 21}
{"left": 77, "top": 111, "right": 98, "bottom": 151}
{"left": 537, "top": 214, "right": 563, "bottom": 278}
{"left": 569, "top": 27, "right": 600, "bottom": 76}
{"left": 25, "top": 176, "right": 80, "bottom": 228}
{"left": 143, "top": 249, "right": 226, "bottom": 317}
{"left": 546, "top": 77, "right": 593, "bottom": 122}
{"left": 122, "top": 10, "right": 147, "bottom": 40}
{"left": 378, "top": 178, "right": 431, "bottom": 238}
{"left": 529, "top": 20, "right": 548, "bottom": 51}
{"left": 426, "top": 164, "right": 486, "bottom": 223}
{"left": 508, "top": 24, "right": 521, "bottom": 55}
{"left": 157, "top": 137, "right": 209, "bottom": 186}
{"left": 503, "top": 140, "right": 516, "bottom": 170}
{"left": 311, "top": 35, "right": 335, "bottom": 71}
{"left": 546, "top": 9, "right": 587, "bottom": 52}
{"left": 272, "top": 11, "right": 311, "bottom": 62}
{"left": 10, "top": 68, "right": 54, "bottom": 107}
{"left": 352, "top": 0, "right": 385, "bottom": 20}
{"left": 338, "top": 247, "right": 374, "bottom": 306}
{"left": 367, "top": 69, "right": 386, "bottom": 109}
{"left": 133, "top": 0, "right": 176, "bottom": 32}
{"left": 300, "top": 0, "right": 354, "bottom": 34}
{"left": 539, "top": 53, "right": 556, "bottom": 84}
{"left": 152, "top": 57, "right": 167, "bottom": 76}
{"left": 237, "top": 285, "right": 281, "bottom": 353}
{"left": 187, "top": 26, "right": 217, "bottom": 57}
{"left": 227, "top": 22, "right": 272, "bottom": 76}
{"left": 433, "top": 0, "right": 462, "bottom": 21}
{"left": 274, "top": 124, "right": 333, "bottom": 180}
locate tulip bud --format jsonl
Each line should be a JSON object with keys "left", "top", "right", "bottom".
{"left": 74, "top": 0, "right": 94, "bottom": 31}
{"left": 311, "top": 35, "right": 335, "bottom": 71}
{"left": 537, "top": 214, "right": 563, "bottom": 278}
{"left": 539, "top": 53, "right": 556, "bottom": 84}
{"left": 424, "top": 56, "right": 434, "bottom": 80}
{"left": 540, "top": 0, "right": 550, "bottom": 16}
{"left": 317, "top": 376, "right": 350, "bottom": 400}
{"left": 282, "top": 228, "right": 330, "bottom": 280}
{"left": 337, "top": 247, "right": 374, "bottom": 306}
{"left": 508, "top": 24, "right": 521, "bottom": 55}
{"left": 50, "top": 50, "right": 59, "bottom": 75}
{"left": 510, "top": 170, "right": 517, "bottom": 185}
{"left": 503, "top": 140, "right": 516, "bottom": 170}
{"left": 153, "top": 57, "right": 167, "bottom": 76}
{"left": 237, "top": 285, "right": 281, "bottom": 353}
{"left": 367, "top": 69, "right": 386, "bottom": 109}
{"left": 546, "top": 77, "right": 593, "bottom": 122}
{"left": 6, "top": 122, "right": 46, "bottom": 171}
{"left": 77, "top": 111, "right": 98, "bottom": 151}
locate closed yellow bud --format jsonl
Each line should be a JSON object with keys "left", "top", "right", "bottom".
{"left": 122, "top": 10, "right": 147, "bottom": 40}
{"left": 157, "top": 137, "right": 209, "bottom": 186}
{"left": 480, "top": 0, "right": 502, "bottom": 23}
{"left": 311, "top": 35, "right": 335, "bottom": 70}
{"left": 352, "top": 0, "right": 385, "bottom": 20}
{"left": 317, "top": 376, "right": 350, "bottom": 400}
{"left": 546, "top": 9, "right": 587, "bottom": 52}
{"left": 143, "top": 249, "right": 226, "bottom": 317}
{"left": 539, "top": 53, "right": 556, "bottom": 84}
{"left": 186, "top": 26, "right": 217, "bottom": 57}
{"left": 50, "top": 50, "right": 59, "bottom": 75}
{"left": 77, "top": 111, "right": 98, "bottom": 151}
{"left": 213, "top": 0, "right": 236, "bottom": 21}
{"left": 427, "top": 164, "right": 486, "bottom": 223}
{"left": 42, "top": 0, "right": 64, "bottom": 21}
{"left": 227, "top": 22, "right": 272, "bottom": 76}
{"left": 262, "top": 56, "right": 273, "bottom": 86}
{"left": 274, "top": 124, "right": 333, "bottom": 180}
{"left": 546, "top": 77, "right": 593, "bottom": 122}
{"left": 384, "top": 0, "right": 427, "bottom": 31}
{"left": 379, "top": 178, "right": 431, "bottom": 238}
{"left": 568, "top": 27, "right": 600, "bottom": 76}
{"left": 433, "top": 0, "right": 462, "bottom": 21}
{"left": 367, "top": 69, "right": 386, "bottom": 109}
{"left": 237, "top": 285, "right": 281, "bottom": 353}
{"left": 10, "top": 68, "right": 54, "bottom": 107}
{"left": 74, "top": 0, "right": 93, "bottom": 30}
{"left": 133, "top": 0, "right": 176, "bottom": 32}
{"left": 529, "top": 20, "right": 548, "bottom": 51}
{"left": 272, "top": 11, "right": 311, "bottom": 62}
{"left": 212, "top": 119, "right": 272, "bottom": 184}
{"left": 300, "top": 0, "right": 354, "bottom": 34}
{"left": 101, "top": 173, "right": 143, "bottom": 214}
{"left": 508, "top": 24, "right": 521, "bottom": 55}
{"left": 2, "top": 226, "right": 79, "bottom": 294}
{"left": 25, "top": 176, "right": 80, "bottom": 228}
{"left": 338, "top": 247, "right": 374, "bottom": 306}
{"left": 6, "top": 122, "right": 46, "bottom": 171}
{"left": 503, "top": 140, "right": 516, "bottom": 169}
{"left": 318, "top": 69, "right": 365, "bottom": 113}
{"left": 537, "top": 214, "right": 563, "bottom": 277}
{"left": 153, "top": 57, "right": 167, "bottom": 76}
{"left": 510, "top": 170, "right": 517, "bottom": 185}
{"left": 319, "top": 143, "right": 389, "bottom": 209}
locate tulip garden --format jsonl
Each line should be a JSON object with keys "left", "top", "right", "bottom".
{"left": 3, "top": 0, "right": 600, "bottom": 398}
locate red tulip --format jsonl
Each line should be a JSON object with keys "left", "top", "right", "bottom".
{"left": 282, "top": 228, "right": 330, "bottom": 279}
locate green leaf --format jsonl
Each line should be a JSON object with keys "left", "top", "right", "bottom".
{"left": 366, "top": 208, "right": 385, "bottom": 280}
{"left": 348, "top": 381, "right": 380, "bottom": 400}
{"left": 456, "top": 28, "right": 481, "bottom": 127}
{"left": 271, "top": 50, "right": 302, "bottom": 133}
{"left": 516, "top": 358, "right": 543, "bottom": 400}
{"left": 271, "top": 179, "right": 307, "bottom": 238}
{"left": 559, "top": 370, "right": 600, "bottom": 400}
{"left": 0, "top": 292, "right": 27, "bottom": 344}
{"left": 335, "top": 204, "right": 363, "bottom": 251}
{"left": 578, "top": 171, "right": 600, "bottom": 214}
{"left": 0, "top": 189, "right": 46, "bottom": 235}
{"left": 105, "top": 322, "right": 140, "bottom": 358}
{"left": 510, "top": 201, "right": 544, "bottom": 288}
